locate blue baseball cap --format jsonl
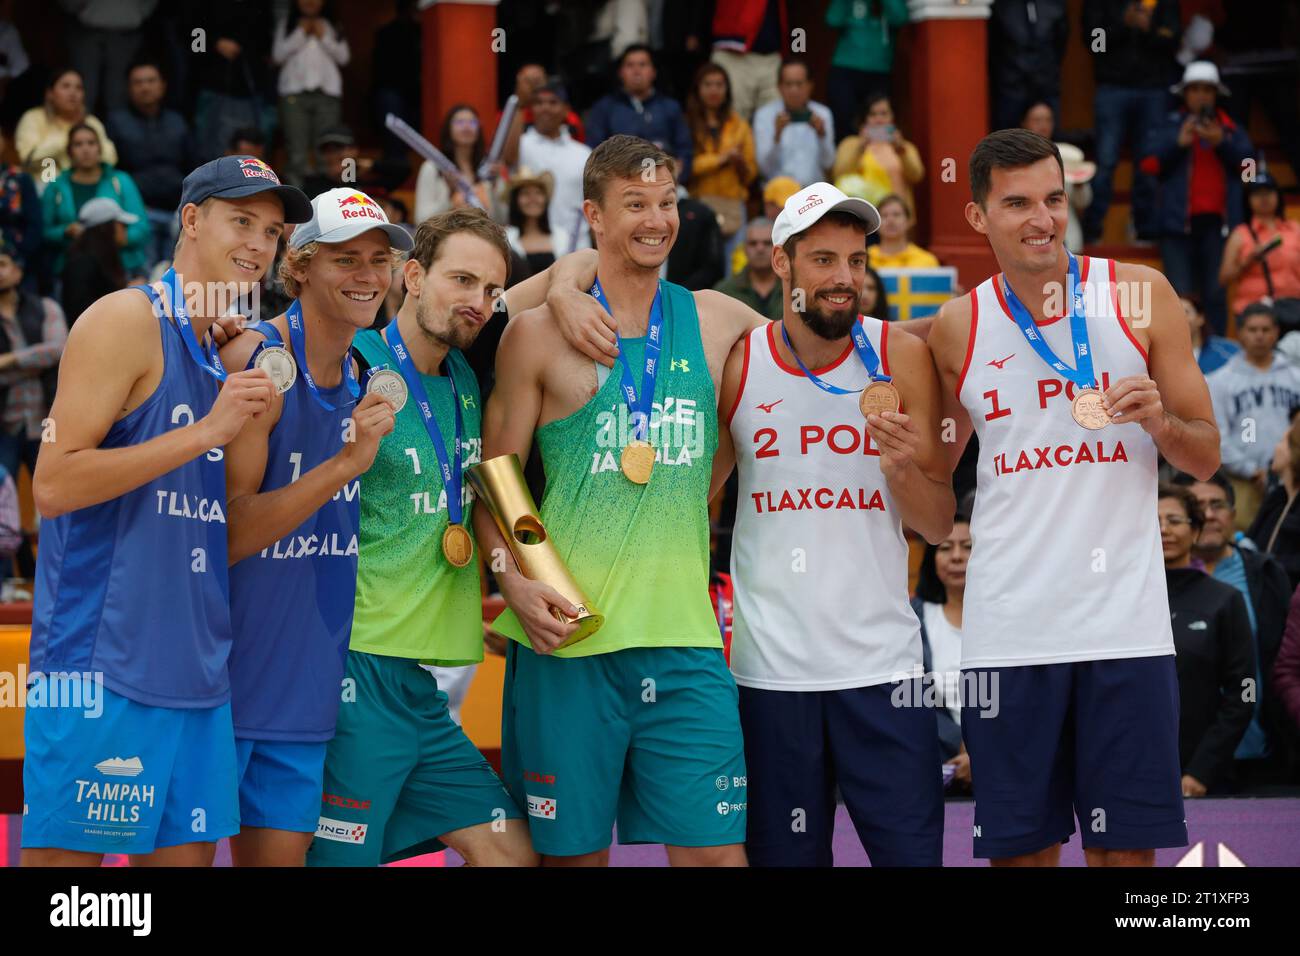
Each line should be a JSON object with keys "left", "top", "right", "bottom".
{"left": 177, "top": 155, "right": 313, "bottom": 223}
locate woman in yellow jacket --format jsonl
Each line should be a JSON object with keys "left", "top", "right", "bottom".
{"left": 14, "top": 69, "right": 117, "bottom": 192}
{"left": 832, "top": 95, "right": 922, "bottom": 212}
{"left": 685, "top": 63, "right": 757, "bottom": 262}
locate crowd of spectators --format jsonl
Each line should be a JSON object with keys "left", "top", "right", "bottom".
{"left": 1, "top": 0, "right": 1299, "bottom": 792}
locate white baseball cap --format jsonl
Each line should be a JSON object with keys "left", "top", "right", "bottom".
{"left": 290, "top": 187, "right": 414, "bottom": 251}
{"left": 770, "top": 182, "right": 881, "bottom": 249}
{"left": 78, "top": 196, "right": 139, "bottom": 229}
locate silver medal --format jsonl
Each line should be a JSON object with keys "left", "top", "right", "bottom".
{"left": 367, "top": 368, "right": 408, "bottom": 413}
{"left": 254, "top": 345, "right": 297, "bottom": 394}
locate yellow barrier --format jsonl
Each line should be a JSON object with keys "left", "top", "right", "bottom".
{"left": 0, "top": 626, "right": 30, "bottom": 760}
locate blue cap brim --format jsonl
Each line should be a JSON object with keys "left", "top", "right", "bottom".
{"left": 197, "top": 182, "right": 314, "bottom": 224}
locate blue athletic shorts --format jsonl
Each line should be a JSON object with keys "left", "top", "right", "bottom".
{"left": 739, "top": 680, "right": 944, "bottom": 866}
{"left": 503, "top": 644, "right": 747, "bottom": 857}
{"left": 961, "top": 655, "right": 1188, "bottom": 859}
{"left": 235, "top": 738, "right": 327, "bottom": 833}
{"left": 21, "top": 674, "right": 239, "bottom": 855}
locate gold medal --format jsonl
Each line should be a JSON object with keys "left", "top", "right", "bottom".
{"left": 620, "top": 440, "right": 655, "bottom": 484}
{"left": 859, "top": 380, "right": 901, "bottom": 419}
{"left": 442, "top": 523, "right": 474, "bottom": 567}
{"left": 1070, "top": 388, "right": 1110, "bottom": 430}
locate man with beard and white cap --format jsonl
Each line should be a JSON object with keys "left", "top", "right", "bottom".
{"left": 710, "top": 182, "right": 954, "bottom": 866}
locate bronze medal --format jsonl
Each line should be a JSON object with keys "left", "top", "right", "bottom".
{"left": 1070, "top": 388, "right": 1110, "bottom": 430}
{"left": 859, "top": 380, "right": 901, "bottom": 419}
{"left": 620, "top": 440, "right": 655, "bottom": 484}
{"left": 442, "top": 523, "right": 474, "bottom": 567}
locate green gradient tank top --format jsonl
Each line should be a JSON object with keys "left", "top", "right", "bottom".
{"left": 350, "top": 328, "right": 484, "bottom": 665}
{"left": 492, "top": 281, "right": 719, "bottom": 657}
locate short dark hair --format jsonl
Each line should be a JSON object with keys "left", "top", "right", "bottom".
{"left": 876, "top": 193, "right": 911, "bottom": 219}
{"left": 409, "top": 207, "right": 511, "bottom": 282}
{"left": 1158, "top": 482, "right": 1205, "bottom": 532}
{"left": 126, "top": 58, "right": 165, "bottom": 81}
{"left": 583, "top": 134, "right": 676, "bottom": 206}
{"left": 969, "top": 128, "right": 1064, "bottom": 207}
{"left": 778, "top": 58, "right": 811, "bottom": 84}
{"left": 783, "top": 210, "right": 869, "bottom": 260}
{"left": 1171, "top": 469, "right": 1235, "bottom": 508}
{"left": 229, "top": 126, "right": 266, "bottom": 150}
{"left": 1238, "top": 301, "right": 1279, "bottom": 328}
{"left": 618, "top": 44, "right": 656, "bottom": 69}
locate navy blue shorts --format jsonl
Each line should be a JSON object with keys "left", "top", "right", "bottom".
{"left": 738, "top": 680, "right": 944, "bottom": 866}
{"left": 961, "top": 655, "right": 1188, "bottom": 860}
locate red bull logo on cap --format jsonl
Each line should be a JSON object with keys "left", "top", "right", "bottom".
{"left": 337, "top": 192, "right": 385, "bottom": 222}
{"left": 239, "top": 157, "right": 280, "bottom": 184}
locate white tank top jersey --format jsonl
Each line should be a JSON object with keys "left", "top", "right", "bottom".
{"left": 727, "top": 317, "right": 923, "bottom": 691}
{"left": 956, "top": 256, "right": 1174, "bottom": 668}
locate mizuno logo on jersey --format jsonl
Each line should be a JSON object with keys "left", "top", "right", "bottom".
{"left": 987, "top": 354, "right": 1015, "bottom": 369}
{"left": 756, "top": 399, "right": 783, "bottom": 413}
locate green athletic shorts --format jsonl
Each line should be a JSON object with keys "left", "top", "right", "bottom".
{"left": 306, "top": 650, "right": 524, "bottom": 867}
{"left": 502, "top": 643, "right": 748, "bottom": 857}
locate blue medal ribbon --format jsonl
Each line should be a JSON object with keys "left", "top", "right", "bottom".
{"left": 590, "top": 277, "right": 664, "bottom": 443}
{"left": 384, "top": 321, "right": 466, "bottom": 526}
{"left": 1002, "top": 251, "right": 1096, "bottom": 389}
{"left": 158, "top": 268, "right": 226, "bottom": 381}
{"left": 285, "top": 300, "right": 359, "bottom": 411}
{"left": 778, "top": 317, "right": 890, "bottom": 395}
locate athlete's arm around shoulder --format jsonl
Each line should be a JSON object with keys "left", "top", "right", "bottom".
{"left": 709, "top": 333, "right": 748, "bottom": 502}
{"left": 926, "top": 293, "right": 977, "bottom": 473}
{"left": 32, "top": 288, "right": 272, "bottom": 519}
{"left": 1106, "top": 262, "right": 1219, "bottom": 480}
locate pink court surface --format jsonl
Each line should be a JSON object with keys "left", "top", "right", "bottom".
{"left": 4, "top": 800, "right": 1299, "bottom": 866}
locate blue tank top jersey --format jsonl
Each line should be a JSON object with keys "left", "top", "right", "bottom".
{"left": 227, "top": 318, "right": 361, "bottom": 741}
{"left": 30, "top": 285, "right": 232, "bottom": 708}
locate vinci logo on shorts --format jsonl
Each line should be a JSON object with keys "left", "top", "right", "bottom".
{"left": 239, "top": 157, "right": 280, "bottom": 183}
{"left": 527, "top": 795, "right": 557, "bottom": 820}
{"left": 316, "top": 816, "right": 368, "bottom": 844}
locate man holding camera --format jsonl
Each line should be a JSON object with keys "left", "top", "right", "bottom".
{"left": 1140, "top": 60, "right": 1254, "bottom": 336}
{"left": 752, "top": 59, "right": 834, "bottom": 187}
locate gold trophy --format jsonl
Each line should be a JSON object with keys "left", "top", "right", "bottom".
{"left": 467, "top": 454, "right": 603, "bottom": 648}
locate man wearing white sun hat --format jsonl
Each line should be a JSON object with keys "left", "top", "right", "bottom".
{"left": 217, "top": 186, "right": 410, "bottom": 866}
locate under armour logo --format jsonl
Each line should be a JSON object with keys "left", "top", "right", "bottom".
{"left": 671, "top": 358, "right": 690, "bottom": 373}
{"left": 461, "top": 395, "right": 476, "bottom": 409}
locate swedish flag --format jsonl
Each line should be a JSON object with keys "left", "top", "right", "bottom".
{"left": 877, "top": 267, "right": 958, "bottom": 322}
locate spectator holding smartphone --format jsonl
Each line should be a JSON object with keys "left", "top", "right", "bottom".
{"left": 1221, "top": 172, "right": 1300, "bottom": 321}
{"left": 831, "top": 95, "right": 923, "bottom": 211}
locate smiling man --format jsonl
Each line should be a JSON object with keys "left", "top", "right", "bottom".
{"left": 712, "top": 183, "right": 953, "bottom": 866}
{"left": 481, "top": 134, "right": 769, "bottom": 866}
{"left": 218, "top": 188, "right": 410, "bottom": 866}
{"left": 926, "top": 128, "right": 1219, "bottom": 867}
{"left": 22, "top": 155, "right": 311, "bottom": 867}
